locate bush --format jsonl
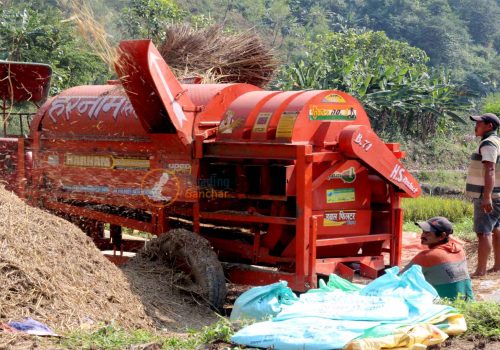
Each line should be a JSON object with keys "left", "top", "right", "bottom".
{"left": 482, "top": 92, "right": 500, "bottom": 116}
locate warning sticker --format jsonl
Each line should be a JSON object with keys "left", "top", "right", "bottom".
{"left": 324, "top": 210, "right": 357, "bottom": 226}
{"left": 276, "top": 111, "right": 298, "bottom": 138}
{"left": 321, "top": 94, "right": 346, "bottom": 103}
{"left": 309, "top": 106, "right": 357, "bottom": 121}
{"left": 253, "top": 112, "right": 272, "bottom": 133}
{"left": 326, "top": 188, "right": 355, "bottom": 203}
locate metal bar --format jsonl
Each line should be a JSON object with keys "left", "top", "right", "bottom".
{"left": 310, "top": 152, "right": 342, "bottom": 163}
{"left": 16, "top": 138, "right": 25, "bottom": 198}
{"left": 205, "top": 142, "right": 298, "bottom": 160}
{"left": 309, "top": 215, "right": 319, "bottom": 288}
{"left": 95, "top": 238, "right": 145, "bottom": 252}
{"left": 44, "top": 201, "right": 154, "bottom": 232}
{"left": 316, "top": 234, "right": 391, "bottom": 246}
{"left": 39, "top": 139, "right": 155, "bottom": 151}
{"left": 208, "top": 237, "right": 293, "bottom": 264}
{"left": 388, "top": 186, "right": 404, "bottom": 267}
{"left": 392, "top": 207, "right": 404, "bottom": 266}
{"left": 225, "top": 267, "right": 306, "bottom": 291}
{"left": 2, "top": 97, "right": 6, "bottom": 136}
{"left": 52, "top": 192, "right": 153, "bottom": 211}
{"left": 156, "top": 206, "right": 167, "bottom": 235}
{"left": 200, "top": 211, "right": 296, "bottom": 225}
{"left": 224, "top": 193, "right": 288, "bottom": 201}
{"left": 295, "top": 144, "right": 313, "bottom": 288}
{"left": 19, "top": 114, "right": 23, "bottom": 135}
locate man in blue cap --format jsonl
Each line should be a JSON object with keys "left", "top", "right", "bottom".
{"left": 466, "top": 112, "right": 500, "bottom": 276}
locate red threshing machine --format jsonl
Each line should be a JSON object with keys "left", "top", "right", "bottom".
{"left": 0, "top": 40, "right": 421, "bottom": 310}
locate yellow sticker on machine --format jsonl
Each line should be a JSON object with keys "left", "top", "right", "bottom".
{"left": 253, "top": 112, "right": 272, "bottom": 133}
{"left": 276, "top": 111, "right": 298, "bottom": 138}
{"left": 112, "top": 157, "right": 150, "bottom": 169}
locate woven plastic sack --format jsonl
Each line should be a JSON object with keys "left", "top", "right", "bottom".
{"left": 231, "top": 317, "right": 379, "bottom": 350}
{"left": 275, "top": 291, "right": 409, "bottom": 321}
{"left": 360, "top": 265, "right": 438, "bottom": 314}
{"left": 230, "top": 281, "right": 298, "bottom": 321}
{"left": 307, "top": 274, "right": 362, "bottom": 293}
{"left": 344, "top": 323, "right": 448, "bottom": 350}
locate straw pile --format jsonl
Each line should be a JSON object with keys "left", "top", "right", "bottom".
{"left": 158, "top": 24, "right": 279, "bottom": 87}
{"left": 0, "top": 187, "right": 152, "bottom": 331}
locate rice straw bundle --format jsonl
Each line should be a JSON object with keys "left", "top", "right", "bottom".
{"left": 159, "top": 24, "right": 279, "bottom": 87}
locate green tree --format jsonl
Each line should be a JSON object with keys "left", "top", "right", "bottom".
{"left": 450, "top": 0, "right": 500, "bottom": 47}
{"left": 0, "top": 3, "right": 110, "bottom": 94}
{"left": 118, "top": 0, "right": 185, "bottom": 43}
{"left": 274, "top": 30, "right": 470, "bottom": 140}
{"left": 482, "top": 92, "right": 500, "bottom": 116}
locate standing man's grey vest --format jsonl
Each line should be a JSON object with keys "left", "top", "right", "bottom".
{"left": 465, "top": 133, "right": 500, "bottom": 199}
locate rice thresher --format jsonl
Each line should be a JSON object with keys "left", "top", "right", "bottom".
{"left": 0, "top": 40, "right": 421, "bottom": 310}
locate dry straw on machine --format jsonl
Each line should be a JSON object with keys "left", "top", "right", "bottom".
{"left": 158, "top": 24, "right": 278, "bottom": 87}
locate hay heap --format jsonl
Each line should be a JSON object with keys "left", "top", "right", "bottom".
{"left": 0, "top": 187, "right": 151, "bottom": 331}
{"left": 158, "top": 24, "right": 279, "bottom": 87}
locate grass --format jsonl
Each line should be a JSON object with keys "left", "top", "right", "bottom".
{"left": 57, "top": 319, "right": 241, "bottom": 350}
{"left": 403, "top": 217, "right": 475, "bottom": 241}
{"left": 400, "top": 128, "right": 475, "bottom": 174}
{"left": 402, "top": 196, "right": 475, "bottom": 240}
{"left": 447, "top": 299, "right": 500, "bottom": 338}
{"left": 412, "top": 170, "right": 467, "bottom": 191}
{"left": 402, "top": 196, "right": 473, "bottom": 223}
{"left": 60, "top": 325, "right": 164, "bottom": 349}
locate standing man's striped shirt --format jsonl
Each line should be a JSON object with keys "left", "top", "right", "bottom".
{"left": 466, "top": 132, "right": 500, "bottom": 198}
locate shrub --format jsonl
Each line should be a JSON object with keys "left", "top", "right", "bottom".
{"left": 482, "top": 92, "right": 500, "bottom": 116}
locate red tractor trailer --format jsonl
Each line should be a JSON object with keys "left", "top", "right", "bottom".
{"left": 0, "top": 40, "right": 421, "bottom": 310}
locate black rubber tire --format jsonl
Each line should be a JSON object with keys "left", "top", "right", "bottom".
{"left": 146, "top": 228, "right": 227, "bottom": 311}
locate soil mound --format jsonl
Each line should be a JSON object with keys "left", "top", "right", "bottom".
{"left": 0, "top": 187, "right": 151, "bottom": 331}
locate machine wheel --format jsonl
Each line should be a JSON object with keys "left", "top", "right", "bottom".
{"left": 143, "top": 228, "right": 227, "bottom": 311}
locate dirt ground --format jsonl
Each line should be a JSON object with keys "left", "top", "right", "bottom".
{"left": 434, "top": 337, "right": 500, "bottom": 350}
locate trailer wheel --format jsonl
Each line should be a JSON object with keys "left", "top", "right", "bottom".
{"left": 144, "top": 228, "right": 227, "bottom": 311}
